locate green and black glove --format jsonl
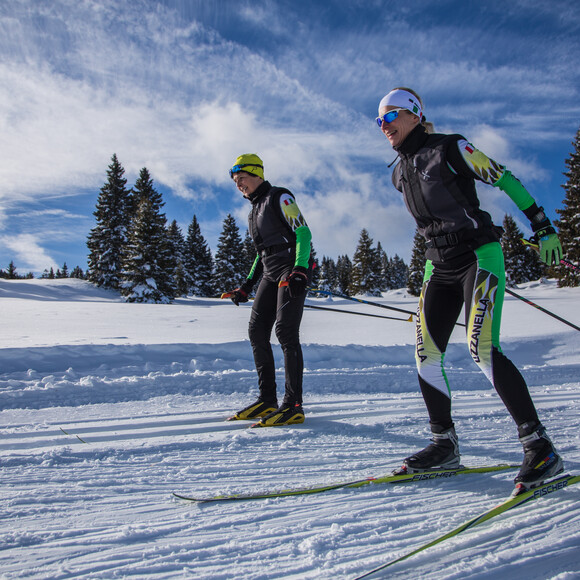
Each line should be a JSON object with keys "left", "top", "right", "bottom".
{"left": 528, "top": 206, "right": 562, "bottom": 265}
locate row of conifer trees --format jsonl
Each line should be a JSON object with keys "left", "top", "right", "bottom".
{"left": 5, "top": 129, "right": 578, "bottom": 297}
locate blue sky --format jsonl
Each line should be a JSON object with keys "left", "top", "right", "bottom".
{"left": 1, "top": 0, "right": 579, "bottom": 276}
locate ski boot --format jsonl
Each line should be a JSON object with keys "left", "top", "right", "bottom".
{"left": 394, "top": 425, "right": 461, "bottom": 475}
{"left": 227, "top": 399, "right": 278, "bottom": 421}
{"left": 513, "top": 422, "right": 563, "bottom": 494}
{"left": 251, "top": 403, "right": 305, "bottom": 428}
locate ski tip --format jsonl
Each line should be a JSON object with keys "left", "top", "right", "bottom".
{"left": 172, "top": 492, "right": 198, "bottom": 502}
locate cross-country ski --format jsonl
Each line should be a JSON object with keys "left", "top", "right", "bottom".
{"left": 172, "top": 464, "right": 518, "bottom": 503}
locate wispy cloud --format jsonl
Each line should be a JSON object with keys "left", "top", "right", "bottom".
{"left": 0, "top": 0, "right": 579, "bottom": 272}
{"left": 0, "top": 234, "right": 58, "bottom": 273}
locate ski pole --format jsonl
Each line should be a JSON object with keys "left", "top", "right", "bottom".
{"left": 504, "top": 288, "right": 580, "bottom": 332}
{"left": 307, "top": 287, "right": 417, "bottom": 317}
{"left": 223, "top": 286, "right": 412, "bottom": 322}
{"left": 304, "top": 303, "right": 413, "bottom": 322}
{"left": 561, "top": 258, "right": 580, "bottom": 271}
{"left": 307, "top": 287, "right": 467, "bottom": 328}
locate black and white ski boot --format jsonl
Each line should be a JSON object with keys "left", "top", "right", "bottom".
{"left": 394, "top": 425, "right": 461, "bottom": 475}
{"left": 513, "top": 422, "right": 563, "bottom": 494}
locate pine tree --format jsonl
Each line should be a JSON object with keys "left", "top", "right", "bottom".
{"left": 87, "top": 154, "right": 132, "bottom": 289}
{"left": 554, "top": 127, "right": 580, "bottom": 287}
{"left": 308, "top": 243, "right": 319, "bottom": 295}
{"left": 121, "top": 168, "right": 176, "bottom": 303}
{"left": 7, "top": 261, "right": 19, "bottom": 279}
{"left": 184, "top": 214, "right": 214, "bottom": 296}
{"left": 70, "top": 266, "right": 85, "bottom": 279}
{"left": 336, "top": 254, "right": 352, "bottom": 295}
{"left": 56, "top": 262, "right": 69, "bottom": 279}
{"left": 213, "top": 214, "right": 246, "bottom": 291}
{"left": 407, "top": 229, "right": 427, "bottom": 296}
{"left": 376, "top": 242, "right": 390, "bottom": 291}
{"left": 317, "top": 256, "right": 337, "bottom": 293}
{"left": 501, "top": 214, "right": 544, "bottom": 286}
{"left": 242, "top": 230, "right": 258, "bottom": 280}
{"left": 389, "top": 254, "right": 409, "bottom": 290}
{"left": 167, "top": 220, "right": 189, "bottom": 297}
{"left": 349, "top": 229, "right": 382, "bottom": 296}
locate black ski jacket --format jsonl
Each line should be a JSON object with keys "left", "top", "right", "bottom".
{"left": 392, "top": 125, "right": 501, "bottom": 262}
{"left": 246, "top": 181, "right": 299, "bottom": 282}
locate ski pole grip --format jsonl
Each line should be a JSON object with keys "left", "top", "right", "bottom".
{"left": 278, "top": 280, "right": 289, "bottom": 288}
{"left": 220, "top": 292, "right": 233, "bottom": 299}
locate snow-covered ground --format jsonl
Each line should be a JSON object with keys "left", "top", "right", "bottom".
{"left": 1, "top": 277, "right": 579, "bottom": 579}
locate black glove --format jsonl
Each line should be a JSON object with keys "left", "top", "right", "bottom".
{"left": 285, "top": 267, "right": 309, "bottom": 298}
{"left": 229, "top": 288, "right": 249, "bottom": 306}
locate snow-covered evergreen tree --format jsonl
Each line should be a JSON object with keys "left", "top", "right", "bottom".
{"left": 376, "top": 242, "right": 390, "bottom": 291}
{"left": 407, "top": 229, "right": 427, "bottom": 296}
{"left": 349, "top": 229, "right": 382, "bottom": 296}
{"left": 554, "top": 127, "right": 580, "bottom": 287}
{"left": 121, "top": 168, "right": 176, "bottom": 303}
{"left": 213, "top": 214, "right": 246, "bottom": 291}
{"left": 184, "top": 214, "right": 214, "bottom": 296}
{"left": 501, "top": 214, "right": 544, "bottom": 286}
{"left": 70, "top": 266, "right": 85, "bottom": 279}
{"left": 336, "top": 254, "right": 352, "bottom": 295}
{"left": 308, "top": 243, "right": 319, "bottom": 295}
{"left": 389, "top": 254, "right": 409, "bottom": 290}
{"left": 87, "top": 154, "right": 132, "bottom": 289}
{"left": 167, "top": 220, "right": 189, "bottom": 297}
{"left": 317, "top": 256, "right": 337, "bottom": 293}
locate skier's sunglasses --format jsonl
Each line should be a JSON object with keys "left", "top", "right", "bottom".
{"left": 376, "top": 108, "right": 405, "bottom": 127}
{"left": 229, "top": 163, "right": 263, "bottom": 178}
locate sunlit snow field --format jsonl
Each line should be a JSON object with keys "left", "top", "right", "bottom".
{"left": 1, "top": 278, "right": 579, "bottom": 579}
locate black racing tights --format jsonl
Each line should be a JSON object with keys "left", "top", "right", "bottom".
{"left": 248, "top": 276, "right": 306, "bottom": 406}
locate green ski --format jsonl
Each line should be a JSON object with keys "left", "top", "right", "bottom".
{"left": 353, "top": 473, "right": 580, "bottom": 579}
{"left": 172, "top": 464, "right": 517, "bottom": 503}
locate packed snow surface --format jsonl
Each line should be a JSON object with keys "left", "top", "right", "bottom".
{"left": 1, "top": 278, "right": 579, "bottom": 579}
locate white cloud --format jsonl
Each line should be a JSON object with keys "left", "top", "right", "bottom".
{"left": 0, "top": 233, "right": 58, "bottom": 273}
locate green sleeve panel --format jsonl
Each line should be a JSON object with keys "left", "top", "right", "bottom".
{"left": 247, "top": 253, "right": 261, "bottom": 282}
{"left": 295, "top": 225, "right": 312, "bottom": 269}
{"left": 493, "top": 170, "right": 536, "bottom": 212}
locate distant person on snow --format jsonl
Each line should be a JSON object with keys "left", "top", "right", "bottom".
{"left": 376, "top": 87, "right": 564, "bottom": 491}
{"left": 225, "top": 153, "right": 313, "bottom": 427}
